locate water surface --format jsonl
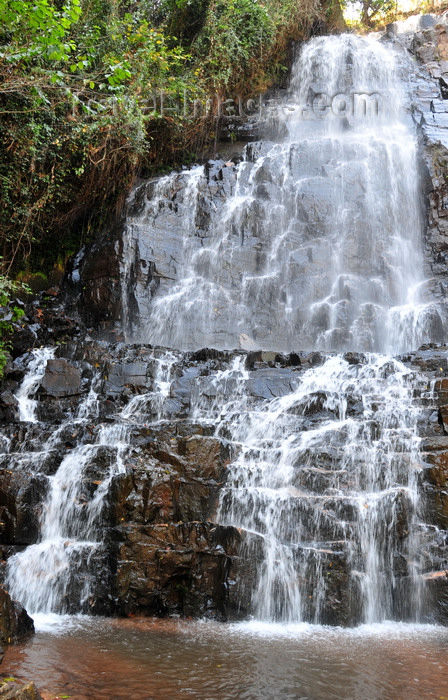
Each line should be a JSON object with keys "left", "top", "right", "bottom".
{"left": 3, "top": 618, "right": 448, "bottom": 699}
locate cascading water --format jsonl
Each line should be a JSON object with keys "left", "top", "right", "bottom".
{"left": 123, "top": 35, "right": 444, "bottom": 355}
{"left": 6, "top": 424, "right": 129, "bottom": 614}
{"left": 4, "top": 33, "right": 445, "bottom": 627}
{"left": 118, "top": 33, "right": 442, "bottom": 623}
{"left": 194, "top": 354, "right": 427, "bottom": 624}
{"left": 5, "top": 350, "right": 177, "bottom": 615}
{"left": 15, "top": 348, "right": 55, "bottom": 422}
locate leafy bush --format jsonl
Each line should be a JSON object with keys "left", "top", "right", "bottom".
{"left": 0, "top": 0, "right": 190, "bottom": 275}
{"left": 0, "top": 0, "right": 82, "bottom": 62}
{"left": 193, "top": 0, "right": 274, "bottom": 90}
{"left": 0, "top": 0, "right": 341, "bottom": 279}
{"left": 0, "top": 275, "right": 28, "bottom": 377}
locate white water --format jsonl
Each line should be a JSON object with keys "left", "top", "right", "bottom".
{"left": 6, "top": 421, "right": 128, "bottom": 614}
{"left": 187, "top": 353, "right": 426, "bottom": 623}
{"left": 15, "top": 347, "right": 55, "bottom": 422}
{"left": 6, "top": 352, "right": 177, "bottom": 615}
{"left": 121, "top": 349, "right": 177, "bottom": 422}
{"left": 123, "top": 35, "right": 443, "bottom": 354}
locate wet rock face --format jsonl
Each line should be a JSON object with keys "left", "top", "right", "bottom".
{"left": 40, "top": 358, "right": 81, "bottom": 398}
{"left": 110, "top": 522, "right": 237, "bottom": 619}
{"left": 0, "top": 467, "right": 47, "bottom": 546}
{"left": 0, "top": 341, "right": 244, "bottom": 620}
{"left": 395, "top": 14, "right": 448, "bottom": 324}
{"left": 1, "top": 336, "right": 448, "bottom": 625}
{"left": 0, "top": 585, "right": 34, "bottom": 645}
{"left": 58, "top": 20, "right": 448, "bottom": 353}
{"left": 103, "top": 422, "right": 236, "bottom": 618}
{"left": 72, "top": 231, "right": 122, "bottom": 334}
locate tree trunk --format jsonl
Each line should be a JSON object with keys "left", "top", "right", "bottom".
{"left": 322, "top": 0, "right": 347, "bottom": 33}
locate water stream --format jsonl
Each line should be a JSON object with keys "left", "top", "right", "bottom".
{"left": 4, "top": 618, "right": 448, "bottom": 699}
{"left": 201, "top": 354, "right": 426, "bottom": 624}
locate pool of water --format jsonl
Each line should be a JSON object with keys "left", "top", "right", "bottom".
{"left": 3, "top": 617, "right": 448, "bottom": 699}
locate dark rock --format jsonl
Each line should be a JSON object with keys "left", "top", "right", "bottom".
{"left": 0, "top": 392, "right": 18, "bottom": 423}
{"left": 77, "top": 230, "right": 123, "bottom": 334}
{"left": 0, "top": 469, "right": 48, "bottom": 545}
{"left": 422, "top": 570, "right": 448, "bottom": 623}
{"left": 39, "top": 358, "right": 81, "bottom": 397}
{"left": 104, "top": 361, "right": 149, "bottom": 396}
{"left": 110, "top": 522, "right": 237, "bottom": 619}
{"left": 0, "top": 585, "right": 34, "bottom": 645}
{"left": 247, "top": 369, "right": 296, "bottom": 399}
{"left": 9, "top": 325, "right": 38, "bottom": 358}
{"left": 343, "top": 352, "right": 366, "bottom": 365}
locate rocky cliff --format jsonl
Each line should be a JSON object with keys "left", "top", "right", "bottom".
{"left": 1, "top": 299, "right": 448, "bottom": 623}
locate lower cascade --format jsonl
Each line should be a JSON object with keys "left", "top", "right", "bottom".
{"left": 215, "top": 354, "right": 428, "bottom": 624}
{"left": 3, "top": 29, "right": 448, "bottom": 632}
{"left": 3, "top": 343, "right": 447, "bottom": 625}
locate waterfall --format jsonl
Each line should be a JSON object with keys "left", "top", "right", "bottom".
{"left": 6, "top": 423, "right": 130, "bottom": 615}
{"left": 15, "top": 348, "right": 55, "bottom": 422}
{"left": 123, "top": 35, "right": 443, "bottom": 355}
{"left": 5, "top": 351, "right": 177, "bottom": 615}
{"left": 4, "top": 34, "right": 444, "bottom": 625}
{"left": 119, "top": 33, "right": 439, "bottom": 622}
{"left": 203, "top": 355, "right": 426, "bottom": 623}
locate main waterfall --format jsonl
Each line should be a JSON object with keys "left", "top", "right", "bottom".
{"left": 4, "top": 34, "right": 447, "bottom": 627}
{"left": 118, "top": 33, "right": 444, "bottom": 623}
{"left": 123, "top": 34, "right": 443, "bottom": 354}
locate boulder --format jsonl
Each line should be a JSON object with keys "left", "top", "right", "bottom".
{"left": 40, "top": 358, "right": 81, "bottom": 397}
{"left": 0, "top": 586, "right": 34, "bottom": 645}
{"left": 0, "top": 469, "right": 48, "bottom": 545}
{"left": 0, "top": 682, "right": 43, "bottom": 700}
{"left": 0, "top": 392, "right": 18, "bottom": 423}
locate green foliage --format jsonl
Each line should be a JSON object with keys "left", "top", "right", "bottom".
{"left": 0, "top": 96, "right": 149, "bottom": 274}
{"left": 342, "top": 0, "right": 396, "bottom": 27}
{"left": 192, "top": 0, "right": 274, "bottom": 90}
{"left": 0, "top": 275, "right": 28, "bottom": 377}
{"left": 0, "top": 0, "right": 336, "bottom": 282}
{"left": 0, "top": 0, "right": 82, "bottom": 62}
{"left": 159, "top": 0, "right": 210, "bottom": 44}
{"left": 0, "top": 0, "right": 191, "bottom": 275}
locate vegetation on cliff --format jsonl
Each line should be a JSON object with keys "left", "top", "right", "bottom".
{"left": 0, "top": 0, "right": 347, "bottom": 283}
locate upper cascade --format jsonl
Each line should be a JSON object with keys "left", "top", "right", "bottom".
{"left": 121, "top": 33, "right": 444, "bottom": 353}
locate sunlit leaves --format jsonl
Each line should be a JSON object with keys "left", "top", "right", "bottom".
{"left": 0, "top": 0, "right": 82, "bottom": 63}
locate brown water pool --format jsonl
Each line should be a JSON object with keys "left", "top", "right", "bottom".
{"left": 2, "top": 617, "right": 448, "bottom": 699}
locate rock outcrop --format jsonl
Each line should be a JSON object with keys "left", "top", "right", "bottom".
{"left": 1, "top": 315, "right": 448, "bottom": 623}
{"left": 0, "top": 586, "right": 34, "bottom": 646}
{"left": 0, "top": 682, "right": 43, "bottom": 700}
{"left": 394, "top": 14, "right": 448, "bottom": 319}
